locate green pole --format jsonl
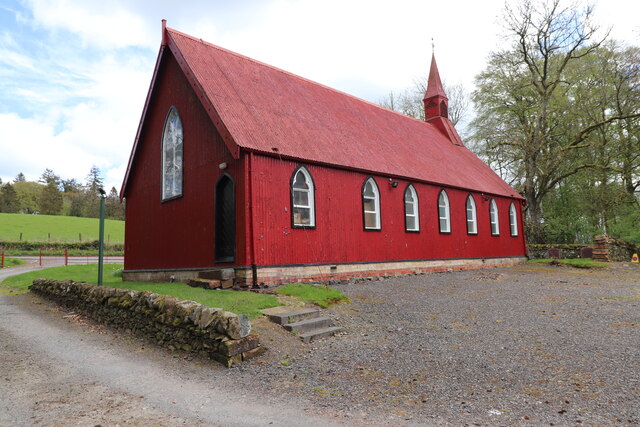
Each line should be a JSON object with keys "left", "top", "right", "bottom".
{"left": 98, "top": 189, "right": 106, "bottom": 286}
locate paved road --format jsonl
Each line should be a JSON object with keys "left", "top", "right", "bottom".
{"left": 0, "top": 265, "right": 342, "bottom": 426}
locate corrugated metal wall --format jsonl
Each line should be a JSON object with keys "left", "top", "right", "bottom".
{"left": 124, "top": 51, "right": 247, "bottom": 271}
{"left": 249, "top": 154, "right": 526, "bottom": 266}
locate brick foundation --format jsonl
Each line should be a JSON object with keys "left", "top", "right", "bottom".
{"left": 124, "top": 256, "right": 527, "bottom": 286}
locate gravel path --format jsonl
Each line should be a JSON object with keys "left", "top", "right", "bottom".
{"left": 241, "top": 263, "right": 640, "bottom": 425}
{"left": 1, "top": 262, "right": 639, "bottom": 425}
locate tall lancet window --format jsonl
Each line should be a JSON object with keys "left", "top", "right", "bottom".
{"left": 161, "top": 107, "right": 183, "bottom": 200}
{"left": 362, "top": 177, "right": 381, "bottom": 230}
{"left": 509, "top": 202, "right": 519, "bottom": 236}
{"left": 438, "top": 189, "right": 451, "bottom": 233}
{"left": 466, "top": 194, "right": 478, "bottom": 235}
{"left": 490, "top": 199, "right": 500, "bottom": 236}
{"left": 291, "top": 166, "right": 315, "bottom": 228}
{"left": 404, "top": 184, "right": 419, "bottom": 232}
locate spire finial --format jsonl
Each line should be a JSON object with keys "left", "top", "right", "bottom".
{"left": 431, "top": 37, "right": 434, "bottom": 54}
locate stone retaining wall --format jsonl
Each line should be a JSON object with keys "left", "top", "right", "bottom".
{"left": 29, "top": 279, "right": 264, "bottom": 367}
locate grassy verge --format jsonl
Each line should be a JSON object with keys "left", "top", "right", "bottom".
{"left": 1, "top": 257, "right": 26, "bottom": 267}
{"left": 275, "top": 283, "right": 350, "bottom": 308}
{"left": 2, "top": 250, "right": 124, "bottom": 256}
{"left": 1, "top": 264, "right": 280, "bottom": 319}
{"left": 528, "top": 258, "right": 607, "bottom": 268}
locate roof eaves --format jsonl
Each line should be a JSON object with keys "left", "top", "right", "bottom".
{"left": 240, "top": 147, "right": 524, "bottom": 200}
{"left": 165, "top": 29, "right": 240, "bottom": 159}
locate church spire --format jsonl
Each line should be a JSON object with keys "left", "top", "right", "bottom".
{"left": 423, "top": 53, "right": 448, "bottom": 120}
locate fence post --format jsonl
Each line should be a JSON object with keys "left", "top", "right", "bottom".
{"left": 1, "top": 251, "right": 4, "bottom": 269}
{"left": 39, "top": 248, "right": 42, "bottom": 266}
{"left": 65, "top": 248, "right": 68, "bottom": 266}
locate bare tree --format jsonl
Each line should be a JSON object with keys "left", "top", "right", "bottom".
{"left": 471, "top": 0, "right": 640, "bottom": 242}
{"left": 378, "top": 78, "right": 470, "bottom": 128}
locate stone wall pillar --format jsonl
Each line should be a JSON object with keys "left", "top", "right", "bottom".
{"left": 592, "top": 235, "right": 639, "bottom": 262}
{"left": 592, "top": 235, "right": 609, "bottom": 262}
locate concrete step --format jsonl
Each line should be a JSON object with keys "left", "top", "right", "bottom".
{"left": 267, "top": 308, "right": 320, "bottom": 325}
{"left": 198, "top": 268, "right": 235, "bottom": 281}
{"left": 283, "top": 317, "right": 333, "bottom": 333}
{"left": 299, "top": 326, "right": 343, "bottom": 343}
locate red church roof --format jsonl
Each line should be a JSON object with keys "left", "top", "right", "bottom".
{"left": 123, "top": 26, "right": 522, "bottom": 200}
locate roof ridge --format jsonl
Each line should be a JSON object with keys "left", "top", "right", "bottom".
{"left": 165, "top": 26, "right": 434, "bottom": 128}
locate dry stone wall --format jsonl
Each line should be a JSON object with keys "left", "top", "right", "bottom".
{"left": 527, "top": 244, "right": 589, "bottom": 260}
{"left": 29, "top": 279, "right": 264, "bottom": 367}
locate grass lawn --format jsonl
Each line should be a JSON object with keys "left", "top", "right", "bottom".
{"left": 1, "top": 264, "right": 280, "bottom": 319}
{"left": 275, "top": 283, "right": 350, "bottom": 308}
{"left": 528, "top": 258, "right": 607, "bottom": 268}
{"left": 0, "top": 213, "right": 124, "bottom": 243}
{"left": 1, "top": 257, "right": 26, "bottom": 267}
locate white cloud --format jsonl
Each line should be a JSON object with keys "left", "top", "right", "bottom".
{"left": 23, "top": 0, "right": 156, "bottom": 50}
{"left": 2, "top": 0, "right": 639, "bottom": 194}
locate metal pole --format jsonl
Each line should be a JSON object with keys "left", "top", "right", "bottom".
{"left": 98, "top": 189, "right": 106, "bottom": 286}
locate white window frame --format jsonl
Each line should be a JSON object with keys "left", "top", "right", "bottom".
{"left": 466, "top": 194, "right": 478, "bottom": 235}
{"left": 490, "top": 199, "right": 500, "bottom": 236}
{"left": 509, "top": 202, "right": 519, "bottom": 236}
{"left": 291, "top": 166, "right": 315, "bottom": 228}
{"left": 404, "top": 184, "right": 420, "bottom": 232}
{"left": 161, "top": 107, "right": 184, "bottom": 201}
{"left": 438, "top": 189, "right": 451, "bottom": 233}
{"left": 362, "top": 177, "right": 381, "bottom": 230}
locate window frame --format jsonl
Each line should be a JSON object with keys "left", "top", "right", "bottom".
{"left": 438, "top": 189, "right": 451, "bottom": 234}
{"left": 290, "top": 165, "right": 316, "bottom": 229}
{"left": 362, "top": 177, "right": 381, "bottom": 231}
{"left": 465, "top": 194, "right": 478, "bottom": 235}
{"left": 489, "top": 198, "right": 500, "bottom": 236}
{"left": 161, "top": 106, "right": 184, "bottom": 202}
{"left": 404, "top": 184, "right": 420, "bottom": 233}
{"left": 509, "top": 202, "right": 519, "bottom": 236}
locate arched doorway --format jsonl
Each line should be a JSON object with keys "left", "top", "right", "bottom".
{"left": 215, "top": 174, "right": 235, "bottom": 262}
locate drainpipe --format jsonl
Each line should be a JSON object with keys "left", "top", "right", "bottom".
{"left": 248, "top": 152, "right": 258, "bottom": 287}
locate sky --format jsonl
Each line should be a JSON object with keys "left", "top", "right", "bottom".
{"left": 0, "top": 0, "right": 638, "bottom": 192}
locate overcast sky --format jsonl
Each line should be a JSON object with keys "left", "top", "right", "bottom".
{"left": 0, "top": 0, "right": 638, "bottom": 192}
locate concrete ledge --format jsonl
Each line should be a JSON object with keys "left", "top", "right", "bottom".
{"left": 237, "top": 256, "right": 528, "bottom": 286}
{"left": 123, "top": 257, "right": 527, "bottom": 286}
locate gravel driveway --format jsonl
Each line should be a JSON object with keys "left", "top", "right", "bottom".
{"left": 2, "top": 262, "right": 639, "bottom": 425}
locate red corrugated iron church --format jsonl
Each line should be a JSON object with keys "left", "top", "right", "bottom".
{"left": 120, "top": 21, "right": 527, "bottom": 285}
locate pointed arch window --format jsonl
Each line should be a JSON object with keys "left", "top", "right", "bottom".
{"left": 466, "top": 194, "right": 478, "bottom": 235}
{"left": 161, "top": 107, "right": 183, "bottom": 201}
{"left": 489, "top": 199, "right": 500, "bottom": 236}
{"left": 362, "top": 177, "right": 381, "bottom": 230}
{"left": 404, "top": 185, "right": 419, "bottom": 232}
{"left": 291, "top": 166, "right": 315, "bottom": 228}
{"left": 509, "top": 202, "right": 519, "bottom": 236}
{"left": 438, "top": 189, "right": 450, "bottom": 233}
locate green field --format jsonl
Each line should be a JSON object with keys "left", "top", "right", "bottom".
{"left": 0, "top": 213, "right": 124, "bottom": 243}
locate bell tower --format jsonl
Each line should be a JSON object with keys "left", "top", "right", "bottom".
{"left": 423, "top": 53, "right": 448, "bottom": 120}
